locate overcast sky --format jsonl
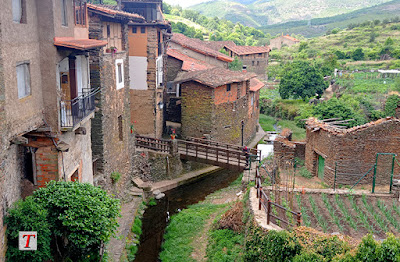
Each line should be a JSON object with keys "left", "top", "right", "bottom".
{"left": 164, "top": 0, "right": 212, "bottom": 8}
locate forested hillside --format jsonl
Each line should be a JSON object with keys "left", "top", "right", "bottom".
{"left": 190, "top": 0, "right": 392, "bottom": 27}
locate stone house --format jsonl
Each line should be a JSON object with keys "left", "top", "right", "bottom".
{"left": 0, "top": 0, "right": 109, "bottom": 257}
{"left": 269, "top": 34, "right": 300, "bottom": 50}
{"left": 222, "top": 43, "right": 270, "bottom": 77}
{"left": 305, "top": 117, "right": 400, "bottom": 186}
{"left": 122, "top": 0, "right": 171, "bottom": 138}
{"left": 175, "top": 67, "right": 263, "bottom": 145}
{"left": 87, "top": 4, "right": 144, "bottom": 194}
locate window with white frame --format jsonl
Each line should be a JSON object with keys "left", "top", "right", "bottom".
{"left": 16, "top": 62, "right": 31, "bottom": 99}
{"left": 156, "top": 56, "right": 163, "bottom": 88}
{"left": 116, "top": 59, "right": 124, "bottom": 90}
{"left": 12, "top": 0, "right": 26, "bottom": 23}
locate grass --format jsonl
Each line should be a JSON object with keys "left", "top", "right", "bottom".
{"left": 277, "top": 120, "right": 306, "bottom": 141}
{"left": 160, "top": 203, "right": 222, "bottom": 262}
{"left": 259, "top": 114, "right": 276, "bottom": 132}
{"left": 206, "top": 229, "right": 244, "bottom": 262}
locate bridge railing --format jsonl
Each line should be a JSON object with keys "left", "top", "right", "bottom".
{"left": 177, "top": 140, "right": 247, "bottom": 169}
{"left": 135, "top": 135, "right": 171, "bottom": 153}
{"left": 186, "top": 137, "right": 260, "bottom": 156}
{"left": 256, "top": 168, "right": 301, "bottom": 227}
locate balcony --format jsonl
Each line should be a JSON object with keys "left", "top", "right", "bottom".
{"left": 60, "top": 88, "right": 100, "bottom": 130}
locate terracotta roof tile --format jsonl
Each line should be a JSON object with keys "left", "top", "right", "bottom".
{"left": 87, "top": 3, "right": 145, "bottom": 21}
{"left": 249, "top": 78, "right": 264, "bottom": 92}
{"left": 306, "top": 117, "right": 400, "bottom": 135}
{"left": 171, "top": 33, "right": 234, "bottom": 63}
{"left": 175, "top": 67, "right": 256, "bottom": 88}
{"left": 54, "top": 37, "right": 107, "bottom": 50}
{"left": 283, "top": 35, "right": 300, "bottom": 42}
{"left": 225, "top": 45, "right": 270, "bottom": 55}
{"left": 167, "top": 49, "right": 214, "bottom": 71}
{"left": 204, "top": 41, "right": 236, "bottom": 51}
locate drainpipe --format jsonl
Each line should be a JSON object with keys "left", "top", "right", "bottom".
{"left": 241, "top": 120, "right": 244, "bottom": 146}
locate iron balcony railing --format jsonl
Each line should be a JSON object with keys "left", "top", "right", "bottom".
{"left": 60, "top": 87, "right": 100, "bottom": 129}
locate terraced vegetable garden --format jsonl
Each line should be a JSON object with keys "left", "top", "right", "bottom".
{"left": 267, "top": 190, "right": 400, "bottom": 239}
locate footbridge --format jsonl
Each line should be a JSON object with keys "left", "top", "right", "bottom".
{"left": 135, "top": 135, "right": 260, "bottom": 171}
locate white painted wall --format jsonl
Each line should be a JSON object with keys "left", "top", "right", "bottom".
{"left": 129, "top": 56, "right": 148, "bottom": 90}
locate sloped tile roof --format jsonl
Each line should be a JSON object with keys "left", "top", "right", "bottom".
{"left": 249, "top": 78, "right": 265, "bottom": 92}
{"left": 204, "top": 40, "right": 236, "bottom": 51}
{"left": 225, "top": 45, "right": 270, "bottom": 56}
{"left": 306, "top": 117, "right": 400, "bottom": 135}
{"left": 174, "top": 67, "right": 256, "bottom": 88}
{"left": 171, "top": 33, "right": 234, "bottom": 63}
{"left": 87, "top": 3, "right": 145, "bottom": 21}
{"left": 283, "top": 35, "right": 300, "bottom": 42}
{"left": 167, "top": 49, "right": 214, "bottom": 71}
{"left": 54, "top": 37, "right": 107, "bottom": 50}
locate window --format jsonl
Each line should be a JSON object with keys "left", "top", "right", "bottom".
{"left": 141, "top": 27, "right": 146, "bottom": 34}
{"left": 252, "top": 61, "right": 255, "bottom": 66}
{"left": 107, "top": 24, "right": 111, "bottom": 38}
{"left": 132, "top": 27, "right": 137, "bottom": 34}
{"left": 257, "top": 61, "right": 260, "bottom": 66}
{"left": 16, "top": 62, "right": 31, "bottom": 99}
{"left": 118, "top": 115, "right": 123, "bottom": 141}
{"left": 115, "top": 59, "right": 124, "bottom": 90}
{"left": 61, "top": 0, "right": 68, "bottom": 26}
{"left": 74, "top": 0, "right": 86, "bottom": 26}
{"left": 12, "top": 0, "right": 26, "bottom": 23}
{"left": 226, "top": 84, "right": 231, "bottom": 92}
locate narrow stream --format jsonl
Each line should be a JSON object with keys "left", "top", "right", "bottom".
{"left": 134, "top": 169, "right": 240, "bottom": 262}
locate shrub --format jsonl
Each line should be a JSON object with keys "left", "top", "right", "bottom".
{"left": 355, "top": 234, "right": 379, "bottom": 262}
{"left": 111, "top": 171, "right": 122, "bottom": 183}
{"left": 351, "top": 48, "right": 365, "bottom": 61}
{"left": 245, "top": 227, "right": 302, "bottom": 261}
{"left": 5, "top": 198, "right": 52, "bottom": 262}
{"left": 33, "top": 181, "right": 120, "bottom": 261}
{"left": 293, "top": 251, "right": 324, "bottom": 262}
{"left": 384, "top": 95, "right": 400, "bottom": 117}
{"left": 298, "top": 167, "right": 312, "bottom": 179}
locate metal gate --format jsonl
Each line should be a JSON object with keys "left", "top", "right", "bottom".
{"left": 372, "top": 153, "right": 395, "bottom": 194}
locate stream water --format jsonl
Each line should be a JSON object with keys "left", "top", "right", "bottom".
{"left": 133, "top": 169, "right": 240, "bottom": 262}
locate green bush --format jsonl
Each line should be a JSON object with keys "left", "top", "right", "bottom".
{"left": 5, "top": 198, "right": 52, "bottom": 262}
{"left": 33, "top": 181, "right": 120, "bottom": 261}
{"left": 245, "top": 227, "right": 302, "bottom": 262}
{"left": 298, "top": 167, "right": 312, "bottom": 179}
{"left": 384, "top": 95, "right": 400, "bottom": 117}
{"left": 111, "top": 171, "right": 122, "bottom": 183}
{"left": 293, "top": 251, "right": 324, "bottom": 262}
{"left": 355, "top": 234, "right": 379, "bottom": 262}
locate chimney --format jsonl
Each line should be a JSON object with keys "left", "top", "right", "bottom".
{"left": 242, "top": 65, "right": 247, "bottom": 73}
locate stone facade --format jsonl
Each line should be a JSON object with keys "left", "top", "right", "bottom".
{"left": 181, "top": 80, "right": 259, "bottom": 145}
{"left": 305, "top": 118, "right": 400, "bottom": 186}
{"left": 269, "top": 35, "right": 300, "bottom": 50}
{"left": 89, "top": 11, "right": 134, "bottom": 199}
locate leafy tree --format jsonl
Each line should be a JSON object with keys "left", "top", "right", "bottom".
{"left": 313, "top": 97, "right": 365, "bottom": 126}
{"left": 351, "top": 48, "right": 365, "bottom": 61}
{"left": 229, "top": 56, "right": 243, "bottom": 71}
{"left": 279, "top": 60, "right": 328, "bottom": 100}
{"left": 6, "top": 181, "right": 120, "bottom": 262}
{"left": 384, "top": 95, "right": 400, "bottom": 117}
{"left": 298, "top": 42, "right": 308, "bottom": 52}
{"left": 162, "top": 2, "right": 172, "bottom": 14}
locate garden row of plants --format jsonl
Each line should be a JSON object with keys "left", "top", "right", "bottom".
{"left": 296, "top": 193, "right": 400, "bottom": 236}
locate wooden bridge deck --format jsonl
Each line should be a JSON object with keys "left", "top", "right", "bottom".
{"left": 135, "top": 135, "right": 259, "bottom": 171}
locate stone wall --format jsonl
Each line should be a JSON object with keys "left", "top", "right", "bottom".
{"left": 240, "top": 56, "right": 267, "bottom": 76}
{"left": 89, "top": 14, "right": 134, "bottom": 200}
{"left": 166, "top": 56, "right": 182, "bottom": 82}
{"left": 305, "top": 119, "right": 400, "bottom": 186}
{"left": 181, "top": 81, "right": 214, "bottom": 138}
{"left": 274, "top": 129, "right": 296, "bottom": 168}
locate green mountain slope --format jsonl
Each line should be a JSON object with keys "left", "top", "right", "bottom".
{"left": 191, "top": 0, "right": 393, "bottom": 27}
{"left": 260, "top": 0, "right": 400, "bottom": 37}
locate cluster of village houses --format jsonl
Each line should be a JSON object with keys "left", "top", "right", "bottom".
{"left": 0, "top": 0, "right": 273, "bottom": 256}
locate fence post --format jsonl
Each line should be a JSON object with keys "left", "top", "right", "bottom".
{"left": 334, "top": 162, "right": 337, "bottom": 191}
{"left": 267, "top": 200, "right": 271, "bottom": 225}
{"left": 297, "top": 212, "right": 302, "bottom": 227}
{"left": 372, "top": 164, "right": 377, "bottom": 193}
{"left": 258, "top": 187, "right": 262, "bottom": 210}
{"left": 390, "top": 155, "right": 395, "bottom": 194}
